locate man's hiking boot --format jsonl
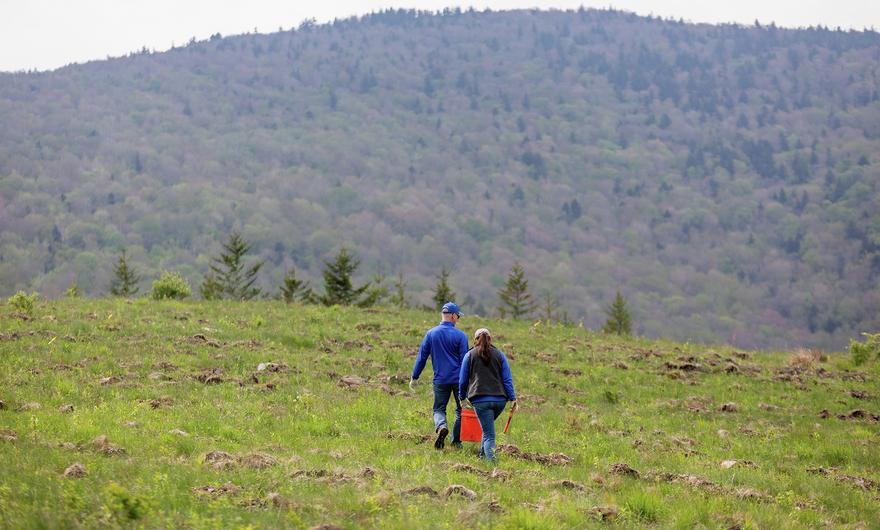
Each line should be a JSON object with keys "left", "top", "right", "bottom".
{"left": 435, "top": 426, "right": 449, "bottom": 449}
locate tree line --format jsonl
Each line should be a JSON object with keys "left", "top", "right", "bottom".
{"left": 105, "top": 231, "right": 632, "bottom": 335}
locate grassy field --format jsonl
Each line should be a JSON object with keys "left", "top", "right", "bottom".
{"left": 1, "top": 298, "right": 878, "bottom": 529}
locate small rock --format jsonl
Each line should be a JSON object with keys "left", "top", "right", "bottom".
{"left": 338, "top": 375, "right": 367, "bottom": 388}
{"left": 99, "top": 376, "right": 121, "bottom": 385}
{"left": 63, "top": 463, "right": 87, "bottom": 478}
{"left": 19, "top": 402, "right": 42, "bottom": 411}
{"left": 59, "top": 404, "right": 75, "bottom": 413}
{"left": 124, "top": 421, "right": 139, "bottom": 428}
{"left": 443, "top": 484, "right": 477, "bottom": 500}
{"left": 721, "top": 460, "right": 738, "bottom": 469}
{"left": 757, "top": 403, "right": 779, "bottom": 411}
{"left": 719, "top": 402, "right": 738, "bottom": 412}
{"left": 169, "top": 429, "right": 189, "bottom": 437}
{"left": 717, "top": 429, "right": 730, "bottom": 438}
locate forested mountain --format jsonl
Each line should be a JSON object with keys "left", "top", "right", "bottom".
{"left": 1, "top": 8, "right": 878, "bottom": 350}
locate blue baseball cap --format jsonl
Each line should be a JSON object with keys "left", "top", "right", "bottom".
{"left": 441, "top": 302, "right": 462, "bottom": 316}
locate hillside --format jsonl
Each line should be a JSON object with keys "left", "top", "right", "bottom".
{"left": 0, "top": 9, "right": 879, "bottom": 350}
{"left": 1, "top": 299, "right": 878, "bottom": 527}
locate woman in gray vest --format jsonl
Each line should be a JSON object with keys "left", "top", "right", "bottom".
{"left": 458, "top": 327, "right": 517, "bottom": 462}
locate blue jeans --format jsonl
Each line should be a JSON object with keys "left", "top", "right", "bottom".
{"left": 432, "top": 383, "right": 461, "bottom": 444}
{"left": 473, "top": 401, "right": 506, "bottom": 461}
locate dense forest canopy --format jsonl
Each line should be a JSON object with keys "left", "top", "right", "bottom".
{"left": 0, "top": 8, "right": 878, "bottom": 350}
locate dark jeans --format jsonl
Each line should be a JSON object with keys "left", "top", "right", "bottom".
{"left": 432, "top": 383, "right": 461, "bottom": 444}
{"left": 473, "top": 401, "right": 506, "bottom": 461}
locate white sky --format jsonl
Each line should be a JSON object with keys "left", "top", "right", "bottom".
{"left": 1, "top": 1, "right": 878, "bottom": 72}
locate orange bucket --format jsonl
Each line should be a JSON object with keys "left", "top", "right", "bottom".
{"left": 460, "top": 408, "right": 483, "bottom": 442}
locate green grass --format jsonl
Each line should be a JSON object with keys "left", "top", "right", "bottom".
{"left": 1, "top": 299, "right": 879, "bottom": 528}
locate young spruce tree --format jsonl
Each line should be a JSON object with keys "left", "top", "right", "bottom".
{"left": 280, "top": 267, "right": 314, "bottom": 304}
{"left": 431, "top": 267, "right": 455, "bottom": 310}
{"left": 498, "top": 261, "right": 537, "bottom": 319}
{"left": 109, "top": 250, "right": 140, "bottom": 297}
{"left": 319, "top": 247, "right": 371, "bottom": 306}
{"left": 602, "top": 290, "right": 632, "bottom": 335}
{"left": 200, "top": 232, "right": 263, "bottom": 300}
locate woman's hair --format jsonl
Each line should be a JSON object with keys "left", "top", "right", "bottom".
{"left": 473, "top": 328, "right": 492, "bottom": 363}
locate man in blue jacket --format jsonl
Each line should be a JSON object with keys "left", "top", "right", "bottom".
{"left": 410, "top": 302, "right": 469, "bottom": 449}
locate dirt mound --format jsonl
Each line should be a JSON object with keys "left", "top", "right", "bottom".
{"left": 99, "top": 376, "right": 122, "bottom": 385}
{"left": 194, "top": 368, "right": 224, "bottom": 384}
{"left": 808, "top": 467, "right": 879, "bottom": 492}
{"left": 646, "top": 471, "right": 771, "bottom": 502}
{"left": 58, "top": 404, "right": 75, "bottom": 413}
{"left": 194, "top": 482, "right": 242, "bottom": 497}
{"left": 588, "top": 505, "right": 619, "bottom": 520}
{"left": 849, "top": 390, "right": 870, "bottom": 400}
{"left": 149, "top": 396, "right": 174, "bottom": 409}
{"left": 338, "top": 375, "right": 367, "bottom": 388}
{"left": 188, "top": 334, "right": 222, "bottom": 348}
{"left": 451, "top": 463, "right": 508, "bottom": 480}
{"left": 0, "top": 429, "right": 17, "bottom": 442}
{"left": 148, "top": 371, "right": 173, "bottom": 381}
{"left": 291, "top": 469, "right": 355, "bottom": 484}
{"left": 497, "top": 444, "right": 572, "bottom": 465}
{"left": 443, "top": 484, "right": 477, "bottom": 500}
{"left": 404, "top": 486, "right": 438, "bottom": 497}
{"left": 0, "top": 400, "right": 6, "bottom": 410}
{"left": 169, "top": 429, "right": 189, "bottom": 437}
{"left": 92, "top": 435, "right": 125, "bottom": 456}
{"left": 18, "top": 401, "right": 42, "bottom": 411}
{"left": 257, "top": 362, "right": 287, "bottom": 372}
{"left": 719, "top": 402, "right": 738, "bottom": 412}
{"left": 240, "top": 453, "right": 277, "bottom": 469}
{"left": 554, "top": 479, "right": 586, "bottom": 491}
{"left": 609, "top": 462, "right": 640, "bottom": 478}
{"left": 836, "top": 409, "right": 879, "bottom": 422}
{"left": 385, "top": 431, "right": 433, "bottom": 444}
{"left": 62, "top": 463, "right": 87, "bottom": 478}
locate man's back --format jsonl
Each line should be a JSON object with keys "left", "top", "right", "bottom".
{"left": 412, "top": 321, "right": 468, "bottom": 385}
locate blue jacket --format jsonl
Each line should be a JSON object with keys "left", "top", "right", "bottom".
{"left": 411, "top": 321, "right": 469, "bottom": 385}
{"left": 458, "top": 350, "right": 516, "bottom": 402}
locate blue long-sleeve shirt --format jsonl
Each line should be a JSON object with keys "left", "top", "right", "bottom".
{"left": 458, "top": 350, "right": 516, "bottom": 403}
{"left": 411, "top": 321, "right": 469, "bottom": 385}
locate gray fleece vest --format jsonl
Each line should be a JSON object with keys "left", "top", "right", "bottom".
{"left": 465, "top": 346, "right": 506, "bottom": 400}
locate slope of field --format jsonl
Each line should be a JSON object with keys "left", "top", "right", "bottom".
{"left": 1, "top": 9, "right": 879, "bottom": 350}
{"left": 0, "top": 299, "right": 878, "bottom": 528}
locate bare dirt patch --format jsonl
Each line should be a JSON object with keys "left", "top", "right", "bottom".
{"left": 497, "top": 444, "right": 572, "bottom": 465}
{"left": 0, "top": 429, "right": 17, "bottom": 442}
{"left": 836, "top": 409, "right": 879, "bottom": 422}
{"left": 194, "top": 368, "right": 224, "bottom": 384}
{"left": 807, "top": 467, "right": 879, "bottom": 492}
{"left": 403, "top": 486, "right": 438, "bottom": 497}
{"left": 443, "top": 484, "right": 477, "bottom": 500}
{"left": 92, "top": 434, "right": 125, "bottom": 456}
{"left": 587, "top": 505, "right": 619, "bottom": 520}
{"left": 58, "top": 404, "right": 75, "bottom": 413}
{"left": 451, "top": 463, "right": 508, "bottom": 480}
{"left": 62, "top": 463, "right": 87, "bottom": 478}
{"left": 554, "top": 479, "right": 586, "bottom": 491}
{"left": 609, "top": 462, "right": 640, "bottom": 478}
{"left": 194, "top": 482, "right": 242, "bottom": 497}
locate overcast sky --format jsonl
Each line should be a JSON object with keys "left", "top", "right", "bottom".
{"left": 2, "top": 0, "right": 878, "bottom": 72}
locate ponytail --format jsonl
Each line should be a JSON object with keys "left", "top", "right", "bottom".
{"left": 474, "top": 328, "right": 492, "bottom": 363}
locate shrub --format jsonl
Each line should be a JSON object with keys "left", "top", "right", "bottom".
{"left": 64, "top": 282, "right": 80, "bottom": 298}
{"left": 150, "top": 272, "right": 191, "bottom": 300}
{"left": 7, "top": 291, "right": 38, "bottom": 315}
{"left": 849, "top": 332, "right": 880, "bottom": 366}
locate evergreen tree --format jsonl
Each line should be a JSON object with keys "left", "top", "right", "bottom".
{"left": 319, "top": 247, "right": 370, "bottom": 306}
{"left": 280, "top": 267, "right": 314, "bottom": 304}
{"left": 431, "top": 267, "right": 455, "bottom": 310}
{"left": 201, "top": 232, "right": 263, "bottom": 300}
{"left": 390, "top": 271, "right": 408, "bottom": 308}
{"left": 498, "top": 262, "right": 537, "bottom": 319}
{"left": 109, "top": 250, "right": 140, "bottom": 297}
{"left": 602, "top": 290, "right": 632, "bottom": 335}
